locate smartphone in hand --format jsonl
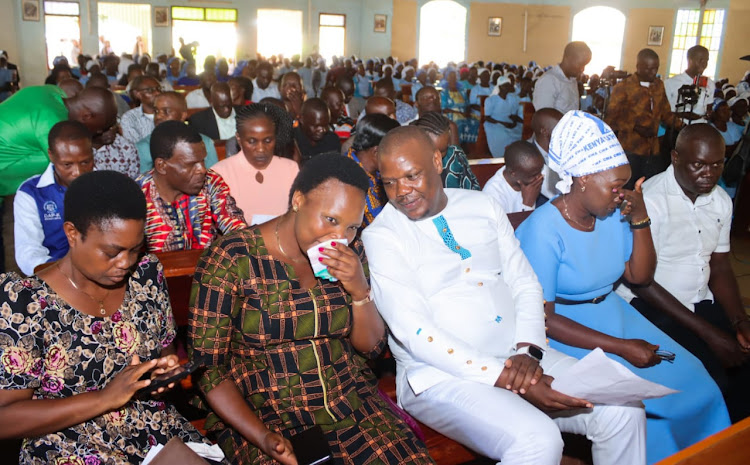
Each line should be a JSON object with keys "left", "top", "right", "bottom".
{"left": 289, "top": 425, "right": 332, "bottom": 465}
{"left": 138, "top": 361, "right": 202, "bottom": 396}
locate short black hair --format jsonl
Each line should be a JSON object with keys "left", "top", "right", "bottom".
{"left": 229, "top": 76, "right": 254, "bottom": 101}
{"left": 288, "top": 152, "right": 369, "bottom": 205}
{"left": 236, "top": 103, "right": 295, "bottom": 159}
{"left": 352, "top": 114, "right": 400, "bottom": 151}
{"left": 64, "top": 170, "right": 146, "bottom": 238}
{"left": 410, "top": 111, "right": 450, "bottom": 136}
{"left": 505, "top": 140, "right": 543, "bottom": 170}
{"left": 48, "top": 120, "right": 92, "bottom": 151}
{"left": 302, "top": 97, "right": 330, "bottom": 116}
{"left": 687, "top": 45, "right": 709, "bottom": 60}
{"left": 150, "top": 120, "right": 203, "bottom": 161}
{"left": 637, "top": 48, "right": 659, "bottom": 62}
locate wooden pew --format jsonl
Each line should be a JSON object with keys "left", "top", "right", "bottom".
{"left": 214, "top": 141, "right": 227, "bottom": 162}
{"left": 186, "top": 107, "right": 208, "bottom": 118}
{"left": 464, "top": 94, "right": 490, "bottom": 159}
{"left": 155, "top": 249, "right": 203, "bottom": 327}
{"left": 656, "top": 416, "right": 750, "bottom": 465}
{"left": 401, "top": 83, "right": 413, "bottom": 103}
{"left": 174, "top": 85, "right": 201, "bottom": 93}
{"left": 468, "top": 157, "right": 504, "bottom": 188}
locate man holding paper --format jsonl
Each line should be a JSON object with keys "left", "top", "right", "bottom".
{"left": 363, "top": 126, "right": 647, "bottom": 465}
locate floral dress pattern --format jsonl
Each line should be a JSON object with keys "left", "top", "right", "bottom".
{"left": 441, "top": 87, "right": 480, "bottom": 145}
{"left": 0, "top": 254, "right": 210, "bottom": 464}
{"left": 189, "top": 228, "right": 434, "bottom": 465}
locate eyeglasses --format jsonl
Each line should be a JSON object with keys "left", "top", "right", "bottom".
{"left": 138, "top": 86, "right": 162, "bottom": 94}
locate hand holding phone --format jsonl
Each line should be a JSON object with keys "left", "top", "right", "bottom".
{"left": 138, "top": 361, "right": 202, "bottom": 397}
{"left": 655, "top": 350, "right": 676, "bottom": 363}
{"left": 289, "top": 426, "right": 332, "bottom": 465}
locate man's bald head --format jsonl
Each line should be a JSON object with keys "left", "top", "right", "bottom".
{"left": 505, "top": 140, "right": 544, "bottom": 172}
{"left": 377, "top": 126, "right": 447, "bottom": 220}
{"left": 365, "top": 96, "right": 396, "bottom": 120}
{"left": 531, "top": 108, "right": 563, "bottom": 152}
{"left": 58, "top": 78, "right": 83, "bottom": 98}
{"left": 210, "top": 82, "right": 232, "bottom": 119}
{"left": 672, "top": 123, "right": 725, "bottom": 201}
{"left": 154, "top": 91, "right": 188, "bottom": 125}
{"left": 561, "top": 41, "right": 592, "bottom": 79}
{"left": 66, "top": 87, "right": 118, "bottom": 135}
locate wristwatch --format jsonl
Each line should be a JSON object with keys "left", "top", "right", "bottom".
{"left": 516, "top": 345, "right": 544, "bottom": 362}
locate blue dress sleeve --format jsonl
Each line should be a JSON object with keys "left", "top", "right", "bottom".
{"left": 516, "top": 209, "right": 563, "bottom": 302}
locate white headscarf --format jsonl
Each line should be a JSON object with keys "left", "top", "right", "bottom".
{"left": 490, "top": 75, "right": 512, "bottom": 96}
{"left": 548, "top": 111, "right": 628, "bottom": 194}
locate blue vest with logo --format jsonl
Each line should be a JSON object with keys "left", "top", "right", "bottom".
{"left": 18, "top": 172, "right": 68, "bottom": 263}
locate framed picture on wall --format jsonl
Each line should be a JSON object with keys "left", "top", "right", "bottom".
{"left": 488, "top": 17, "right": 502, "bottom": 36}
{"left": 648, "top": 26, "right": 664, "bottom": 46}
{"left": 155, "top": 7, "right": 169, "bottom": 27}
{"left": 374, "top": 14, "right": 387, "bottom": 33}
{"left": 22, "top": 0, "right": 40, "bottom": 21}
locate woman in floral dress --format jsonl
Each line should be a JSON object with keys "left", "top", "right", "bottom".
{"left": 189, "top": 153, "right": 434, "bottom": 465}
{"left": 0, "top": 171, "right": 213, "bottom": 464}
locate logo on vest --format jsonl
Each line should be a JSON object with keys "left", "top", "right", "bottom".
{"left": 43, "top": 201, "right": 61, "bottom": 221}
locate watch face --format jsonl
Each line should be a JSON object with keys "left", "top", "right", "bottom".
{"left": 529, "top": 346, "right": 544, "bottom": 360}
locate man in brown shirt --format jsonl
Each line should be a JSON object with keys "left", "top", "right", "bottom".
{"left": 605, "top": 48, "right": 680, "bottom": 186}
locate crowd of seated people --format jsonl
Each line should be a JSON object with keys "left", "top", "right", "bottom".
{"left": 0, "top": 36, "right": 749, "bottom": 465}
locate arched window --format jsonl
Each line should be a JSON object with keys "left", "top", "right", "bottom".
{"left": 418, "top": 0, "right": 466, "bottom": 67}
{"left": 571, "top": 6, "right": 626, "bottom": 76}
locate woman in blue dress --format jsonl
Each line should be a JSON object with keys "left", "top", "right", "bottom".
{"left": 484, "top": 76, "right": 523, "bottom": 158}
{"left": 515, "top": 111, "right": 730, "bottom": 465}
{"left": 441, "top": 70, "right": 479, "bottom": 145}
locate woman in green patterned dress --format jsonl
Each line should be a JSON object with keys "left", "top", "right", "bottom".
{"left": 189, "top": 153, "right": 434, "bottom": 465}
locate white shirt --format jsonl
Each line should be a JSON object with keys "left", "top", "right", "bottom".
{"left": 664, "top": 72, "right": 715, "bottom": 124}
{"left": 251, "top": 80, "right": 281, "bottom": 102}
{"left": 617, "top": 165, "right": 732, "bottom": 310}
{"left": 482, "top": 166, "right": 535, "bottom": 213}
{"left": 532, "top": 64, "right": 580, "bottom": 113}
{"left": 362, "top": 189, "right": 546, "bottom": 397}
{"left": 186, "top": 89, "right": 210, "bottom": 109}
{"left": 13, "top": 164, "right": 58, "bottom": 275}
{"left": 120, "top": 106, "right": 155, "bottom": 144}
{"left": 213, "top": 108, "right": 237, "bottom": 140}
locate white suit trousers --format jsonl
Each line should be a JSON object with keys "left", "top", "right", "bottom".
{"left": 399, "top": 349, "right": 646, "bottom": 465}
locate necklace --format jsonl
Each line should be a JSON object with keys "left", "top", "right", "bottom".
{"left": 275, "top": 216, "right": 304, "bottom": 263}
{"left": 562, "top": 195, "right": 595, "bottom": 230}
{"left": 57, "top": 263, "right": 109, "bottom": 315}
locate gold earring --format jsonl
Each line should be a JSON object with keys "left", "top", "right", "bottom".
{"left": 292, "top": 205, "right": 298, "bottom": 212}
{"left": 581, "top": 185, "right": 586, "bottom": 193}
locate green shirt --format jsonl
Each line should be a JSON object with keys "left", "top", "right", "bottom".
{"left": 136, "top": 132, "right": 220, "bottom": 173}
{"left": 0, "top": 86, "right": 68, "bottom": 196}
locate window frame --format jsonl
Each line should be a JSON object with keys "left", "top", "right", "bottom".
{"left": 44, "top": 1, "right": 79, "bottom": 16}
{"left": 318, "top": 13, "right": 346, "bottom": 60}
{"left": 170, "top": 6, "right": 237, "bottom": 23}
{"left": 668, "top": 8, "right": 726, "bottom": 79}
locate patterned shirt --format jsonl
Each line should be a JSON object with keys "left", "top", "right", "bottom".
{"left": 605, "top": 74, "right": 679, "bottom": 156}
{"left": 120, "top": 106, "right": 155, "bottom": 144}
{"left": 345, "top": 147, "right": 386, "bottom": 227}
{"left": 94, "top": 134, "right": 140, "bottom": 179}
{"left": 441, "top": 145, "right": 481, "bottom": 191}
{"left": 136, "top": 170, "right": 247, "bottom": 252}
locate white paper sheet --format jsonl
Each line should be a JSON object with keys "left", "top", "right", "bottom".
{"left": 550, "top": 348, "right": 678, "bottom": 405}
{"left": 141, "top": 441, "right": 226, "bottom": 464}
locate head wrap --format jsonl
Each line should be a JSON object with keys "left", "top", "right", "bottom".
{"left": 53, "top": 56, "right": 68, "bottom": 66}
{"left": 713, "top": 99, "right": 727, "bottom": 112}
{"left": 85, "top": 59, "right": 98, "bottom": 71}
{"left": 727, "top": 96, "right": 746, "bottom": 107}
{"left": 477, "top": 67, "right": 489, "bottom": 77}
{"left": 403, "top": 65, "right": 415, "bottom": 76}
{"left": 722, "top": 83, "right": 735, "bottom": 91}
{"left": 548, "top": 111, "right": 628, "bottom": 194}
{"left": 491, "top": 75, "right": 512, "bottom": 96}
{"left": 595, "top": 87, "right": 608, "bottom": 99}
